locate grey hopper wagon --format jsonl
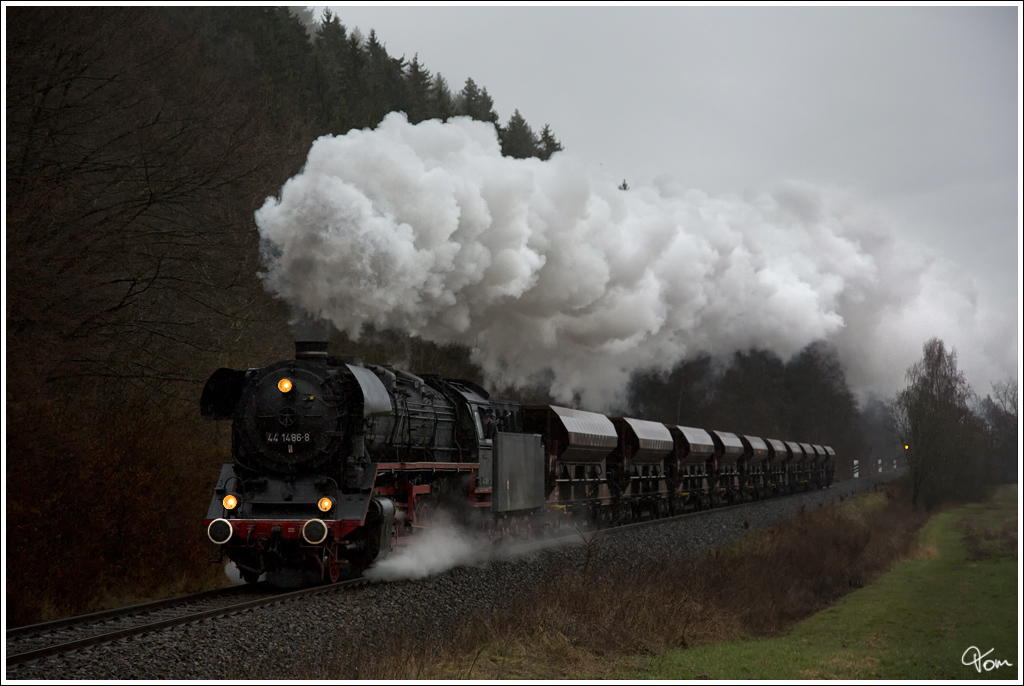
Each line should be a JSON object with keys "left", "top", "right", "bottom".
{"left": 765, "top": 438, "right": 790, "bottom": 463}
{"left": 740, "top": 434, "right": 770, "bottom": 462}
{"left": 522, "top": 405, "right": 618, "bottom": 502}
{"left": 670, "top": 425, "right": 716, "bottom": 465}
{"left": 710, "top": 430, "right": 746, "bottom": 465}
{"left": 608, "top": 417, "right": 674, "bottom": 499}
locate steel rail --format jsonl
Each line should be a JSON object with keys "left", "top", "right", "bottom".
{"left": 6, "top": 579, "right": 366, "bottom": 668}
{"left": 6, "top": 584, "right": 263, "bottom": 640}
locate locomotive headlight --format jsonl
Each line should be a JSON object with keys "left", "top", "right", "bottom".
{"left": 208, "top": 519, "right": 233, "bottom": 545}
{"left": 223, "top": 494, "right": 238, "bottom": 510}
{"left": 317, "top": 497, "right": 334, "bottom": 513}
{"left": 278, "top": 378, "right": 293, "bottom": 393}
{"left": 303, "top": 519, "right": 329, "bottom": 545}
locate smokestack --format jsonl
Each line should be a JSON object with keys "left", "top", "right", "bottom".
{"left": 295, "top": 341, "right": 328, "bottom": 361}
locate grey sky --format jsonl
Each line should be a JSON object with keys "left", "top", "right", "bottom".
{"left": 315, "top": 4, "right": 1020, "bottom": 392}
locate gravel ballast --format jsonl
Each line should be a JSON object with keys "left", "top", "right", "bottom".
{"left": 7, "top": 474, "right": 897, "bottom": 680}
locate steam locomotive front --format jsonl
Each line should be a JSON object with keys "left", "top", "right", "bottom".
{"left": 201, "top": 342, "right": 394, "bottom": 584}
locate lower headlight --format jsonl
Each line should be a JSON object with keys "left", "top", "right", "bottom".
{"left": 223, "top": 494, "right": 238, "bottom": 510}
{"left": 208, "top": 518, "right": 233, "bottom": 545}
{"left": 317, "top": 497, "right": 334, "bottom": 513}
{"left": 302, "top": 519, "right": 328, "bottom": 545}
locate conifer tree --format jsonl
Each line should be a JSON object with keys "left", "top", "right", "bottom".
{"left": 290, "top": 5, "right": 319, "bottom": 37}
{"left": 312, "top": 9, "right": 351, "bottom": 133}
{"left": 344, "top": 30, "right": 370, "bottom": 127}
{"left": 457, "top": 77, "right": 498, "bottom": 123}
{"left": 404, "top": 54, "right": 432, "bottom": 123}
{"left": 364, "top": 30, "right": 407, "bottom": 125}
{"left": 429, "top": 73, "right": 457, "bottom": 122}
{"left": 538, "top": 124, "right": 563, "bottom": 160}
{"left": 500, "top": 109, "right": 540, "bottom": 158}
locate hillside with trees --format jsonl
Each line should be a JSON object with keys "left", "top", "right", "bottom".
{"left": 5, "top": 5, "right": 567, "bottom": 626}
{"left": 4, "top": 7, "right": 1010, "bottom": 627}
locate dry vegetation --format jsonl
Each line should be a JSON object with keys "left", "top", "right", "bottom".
{"left": 315, "top": 479, "right": 931, "bottom": 679}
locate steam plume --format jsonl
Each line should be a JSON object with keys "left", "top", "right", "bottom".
{"left": 256, "top": 113, "right": 1011, "bottom": 404}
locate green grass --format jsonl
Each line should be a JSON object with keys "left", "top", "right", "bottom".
{"left": 631, "top": 486, "right": 1019, "bottom": 680}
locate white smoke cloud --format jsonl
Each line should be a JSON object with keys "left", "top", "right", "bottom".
{"left": 255, "top": 113, "right": 1015, "bottom": 406}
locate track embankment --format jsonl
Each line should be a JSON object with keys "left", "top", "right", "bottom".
{"left": 7, "top": 473, "right": 897, "bottom": 680}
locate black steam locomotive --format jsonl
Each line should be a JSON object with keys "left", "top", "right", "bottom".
{"left": 202, "top": 342, "right": 834, "bottom": 584}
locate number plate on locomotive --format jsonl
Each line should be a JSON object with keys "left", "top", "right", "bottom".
{"left": 265, "top": 432, "right": 312, "bottom": 444}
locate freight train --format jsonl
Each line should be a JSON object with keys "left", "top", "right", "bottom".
{"left": 202, "top": 342, "right": 835, "bottom": 584}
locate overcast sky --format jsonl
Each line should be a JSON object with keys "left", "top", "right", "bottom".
{"left": 312, "top": 4, "right": 1020, "bottom": 395}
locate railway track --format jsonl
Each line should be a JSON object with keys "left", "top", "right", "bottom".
{"left": 5, "top": 579, "right": 364, "bottom": 668}
{"left": 8, "top": 472, "right": 898, "bottom": 670}
{"left": 3, "top": 497, "right": 779, "bottom": 668}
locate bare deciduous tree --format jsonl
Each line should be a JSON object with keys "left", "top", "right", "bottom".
{"left": 890, "top": 338, "right": 990, "bottom": 508}
{"left": 979, "top": 379, "right": 1019, "bottom": 482}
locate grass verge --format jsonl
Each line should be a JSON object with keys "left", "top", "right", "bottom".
{"left": 635, "top": 484, "right": 1018, "bottom": 680}
{"left": 320, "top": 479, "right": 954, "bottom": 679}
